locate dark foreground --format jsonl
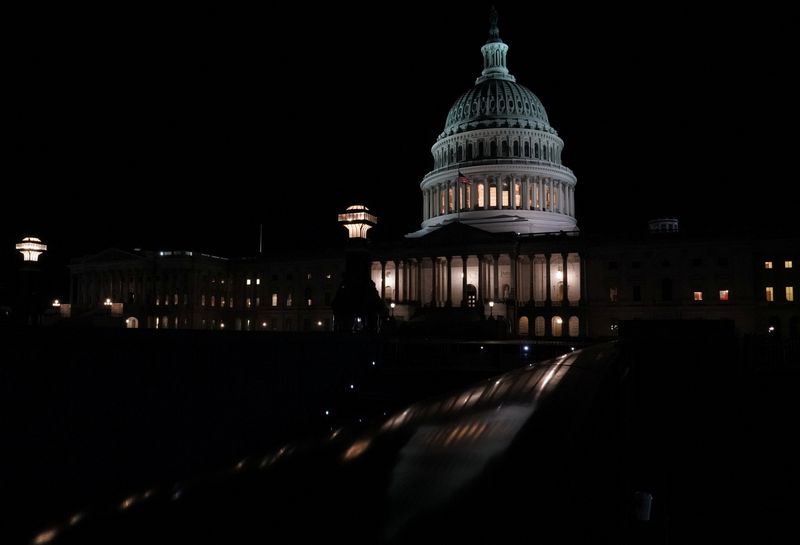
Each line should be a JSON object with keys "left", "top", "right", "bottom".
{"left": 2, "top": 327, "right": 799, "bottom": 544}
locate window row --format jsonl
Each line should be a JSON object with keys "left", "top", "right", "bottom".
{"left": 434, "top": 138, "right": 561, "bottom": 169}
{"left": 765, "top": 286, "right": 795, "bottom": 302}
{"left": 764, "top": 260, "right": 793, "bottom": 269}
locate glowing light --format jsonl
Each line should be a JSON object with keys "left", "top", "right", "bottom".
{"left": 17, "top": 237, "right": 47, "bottom": 262}
{"left": 220, "top": 323, "right": 225, "bottom": 329}
{"left": 556, "top": 317, "right": 563, "bottom": 324}
{"left": 103, "top": 298, "right": 112, "bottom": 306}
{"left": 262, "top": 322, "right": 267, "bottom": 327}
{"left": 32, "top": 528, "right": 58, "bottom": 544}
{"left": 556, "top": 270, "right": 563, "bottom": 280}
{"left": 523, "top": 345, "right": 529, "bottom": 352}
{"left": 120, "top": 495, "right": 137, "bottom": 510}
{"left": 343, "top": 438, "right": 371, "bottom": 461}
{"left": 324, "top": 409, "right": 330, "bottom": 416}
{"left": 317, "top": 320, "right": 323, "bottom": 326}
{"left": 171, "top": 488, "right": 183, "bottom": 501}
{"left": 372, "top": 361, "right": 376, "bottom": 366}
{"left": 68, "top": 512, "right": 84, "bottom": 526}
{"left": 235, "top": 459, "right": 246, "bottom": 471}
{"left": 570, "top": 346, "right": 575, "bottom": 351}
{"left": 489, "top": 301, "right": 494, "bottom": 307}
{"left": 390, "top": 302, "right": 396, "bottom": 309}
{"left": 338, "top": 205, "right": 378, "bottom": 239}
{"left": 768, "top": 326, "right": 775, "bottom": 332}
{"left": 52, "top": 299, "right": 60, "bottom": 307}
{"left": 350, "top": 384, "right": 355, "bottom": 390}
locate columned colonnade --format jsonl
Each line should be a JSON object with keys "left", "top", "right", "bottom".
{"left": 422, "top": 174, "right": 576, "bottom": 220}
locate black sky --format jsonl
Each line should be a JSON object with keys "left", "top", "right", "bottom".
{"left": 7, "top": 4, "right": 799, "bottom": 262}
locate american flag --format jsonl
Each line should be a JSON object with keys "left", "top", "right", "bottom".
{"left": 457, "top": 171, "right": 470, "bottom": 185}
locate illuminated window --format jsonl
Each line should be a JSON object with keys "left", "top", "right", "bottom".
{"left": 255, "top": 297, "right": 260, "bottom": 306}
{"left": 477, "top": 183, "right": 485, "bottom": 207}
{"left": 501, "top": 181, "right": 510, "bottom": 207}
{"left": 229, "top": 298, "right": 234, "bottom": 308}
{"left": 787, "top": 286, "right": 795, "bottom": 302}
{"left": 448, "top": 187, "right": 454, "bottom": 212}
{"left": 464, "top": 183, "right": 472, "bottom": 209}
{"left": 286, "top": 293, "right": 293, "bottom": 307}
{"left": 201, "top": 294, "right": 206, "bottom": 306}
{"left": 325, "top": 273, "right": 333, "bottom": 280}
{"left": 174, "top": 294, "right": 178, "bottom": 305}
{"left": 786, "top": 261, "right": 793, "bottom": 269}
{"left": 440, "top": 190, "right": 445, "bottom": 214}
{"left": 766, "top": 287, "right": 774, "bottom": 302}
{"left": 307, "top": 298, "right": 312, "bottom": 307}
{"left": 156, "top": 296, "right": 160, "bottom": 306}
{"left": 489, "top": 185, "right": 497, "bottom": 207}
{"left": 220, "top": 297, "right": 225, "bottom": 307}
{"left": 307, "top": 273, "right": 312, "bottom": 280}
{"left": 693, "top": 291, "right": 703, "bottom": 301}
{"left": 246, "top": 278, "right": 251, "bottom": 285}
{"left": 246, "top": 297, "right": 251, "bottom": 308}
{"left": 609, "top": 287, "right": 619, "bottom": 302}
{"left": 719, "top": 290, "right": 729, "bottom": 301}
{"left": 272, "top": 293, "right": 278, "bottom": 307}
{"left": 514, "top": 181, "right": 521, "bottom": 207}
{"left": 211, "top": 296, "right": 216, "bottom": 307}
{"left": 256, "top": 278, "right": 261, "bottom": 285}
{"left": 765, "top": 261, "right": 773, "bottom": 269}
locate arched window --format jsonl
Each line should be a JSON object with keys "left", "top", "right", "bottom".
{"left": 467, "top": 143, "right": 473, "bottom": 160}
{"left": 543, "top": 146, "right": 548, "bottom": 161}
{"left": 534, "top": 143, "right": 539, "bottom": 158}
{"left": 456, "top": 145, "right": 463, "bottom": 162}
{"left": 490, "top": 141, "right": 498, "bottom": 157}
{"left": 502, "top": 180, "right": 510, "bottom": 207}
{"left": 449, "top": 148, "right": 454, "bottom": 164}
{"left": 534, "top": 316, "right": 545, "bottom": 337}
{"left": 524, "top": 141, "right": 530, "bottom": 157}
{"left": 477, "top": 183, "right": 485, "bottom": 208}
{"left": 518, "top": 316, "right": 529, "bottom": 336}
{"left": 478, "top": 141, "right": 484, "bottom": 158}
{"left": 568, "top": 316, "right": 580, "bottom": 337}
{"left": 502, "top": 141, "right": 509, "bottom": 157}
{"left": 551, "top": 316, "right": 563, "bottom": 336}
{"left": 513, "top": 141, "right": 519, "bottom": 156}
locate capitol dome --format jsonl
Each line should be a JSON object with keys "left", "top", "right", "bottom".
{"left": 409, "top": 8, "right": 578, "bottom": 238}
{"left": 443, "top": 79, "right": 552, "bottom": 137}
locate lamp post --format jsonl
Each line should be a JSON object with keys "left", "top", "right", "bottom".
{"left": 489, "top": 300, "right": 494, "bottom": 317}
{"left": 390, "top": 302, "right": 395, "bottom": 317}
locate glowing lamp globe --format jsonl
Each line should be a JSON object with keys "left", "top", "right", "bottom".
{"left": 16, "top": 237, "right": 47, "bottom": 261}
{"left": 338, "top": 205, "right": 378, "bottom": 239}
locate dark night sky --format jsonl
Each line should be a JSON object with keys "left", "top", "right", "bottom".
{"left": 7, "top": 4, "right": 799, "bottom": 264}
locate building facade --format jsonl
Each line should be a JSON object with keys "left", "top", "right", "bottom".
{"left": 63, "top": 14, "right": 798, "bottom": 339}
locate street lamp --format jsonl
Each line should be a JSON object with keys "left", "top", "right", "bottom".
{"left": 390, "top": 302, "right": 395, "bottom": 317}
{"left": 489, "top": 300, "right": 494, "bottom": 316}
